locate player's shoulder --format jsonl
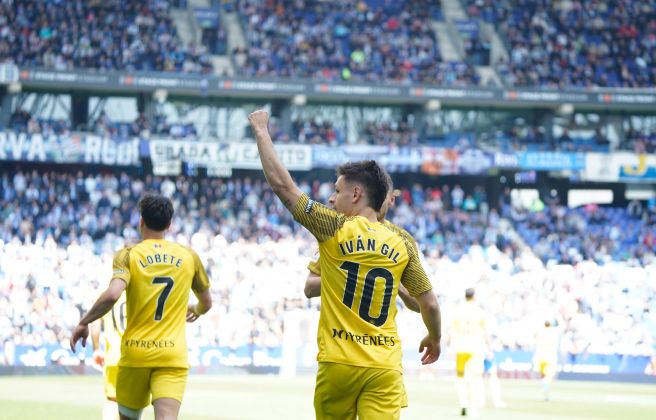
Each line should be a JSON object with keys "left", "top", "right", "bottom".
{"left": 113, "top": 245, "right": 134, "bottom": 261}
{"left": 380, "top": 220, "right": 416, "bottom": 248}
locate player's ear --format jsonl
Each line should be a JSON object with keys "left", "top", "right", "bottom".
{"left": 352, "top": 185, "right": 362, "bottom": 203}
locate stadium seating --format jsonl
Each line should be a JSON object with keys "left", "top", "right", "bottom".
{"left": 234, "top": 0, "right": 480, "bottom": 85}
{"left": 464, "top": 0, "right": 656, "bottom": 87}
{"left": 0, "top": 0, "right": 213, "bottom": 74}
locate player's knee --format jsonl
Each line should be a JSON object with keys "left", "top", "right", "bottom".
{"left": 153, "top": 397, "right": 181, "bottom": 420}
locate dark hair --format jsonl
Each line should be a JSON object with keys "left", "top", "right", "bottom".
{"left": 139, "top": 193, "right": 174, "bottom": 231}
{"left": 465, "top": 288, "right": 475, "bottom": 299}
{"left": 382, "top": 168, "right": 394, "bottom": 190}
{"left": 336, "top": 160, "right": 389, "bottom": 212}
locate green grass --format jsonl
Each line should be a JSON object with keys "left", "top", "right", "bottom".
{"left": 0, "top": 374, "right": 654, "bottom": 420}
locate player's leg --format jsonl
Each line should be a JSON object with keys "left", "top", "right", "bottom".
{"left": 356, "top": 367, "right": 403, "bottom": 420}
{"left": 104, "top": 366, "right": 120, "bottom": 420}
{"left": 486, "top": 364, "right": 506, "bottom": 408}
{"left": 464, "top": 355, "right": 484, "bottom": 418}
{"left": 541, "top": 361, "right": 555, "bottom": 401}
{"left": 314, "top": 362, "right": 358, "bottom": 420}
{"left": 150, "top": 367, "right": 188, "bottom": 420}
{"left": 455, "top": 352, "right": 472, "bottom": 416}
{"left": 116, "top": 367, "right": 151, "bottom": 420}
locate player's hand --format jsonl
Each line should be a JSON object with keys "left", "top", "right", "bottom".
{"left": 248, "top": 110, "right": 269, "bottom": 132}
{"left": 70, "top": 323, "right": 89, "bottom": 353}
{"left": 419, "top": 335, "right": 441, "bottom": 365}
{"left": 93, "top": 350, "right": 105, "bottom": 367}
{"left": 186, "top": 304, "right": 200, "bottom": 323}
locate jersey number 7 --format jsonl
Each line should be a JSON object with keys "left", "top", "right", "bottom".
{"left": 152, "top": 276, "right": 174, "bottom": 321}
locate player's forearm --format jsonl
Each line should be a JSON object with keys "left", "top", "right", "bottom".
{"left": 252, "top": 126, "right": 297, "bottom": 208}
{"left": 194, "top": 289, "right": 213, "bottom": 315}
{"left": 418, "top": 291, "right": 441, "bottom": 340}
{"left": 79, "top": 292, "right": 117, "bottom": 327}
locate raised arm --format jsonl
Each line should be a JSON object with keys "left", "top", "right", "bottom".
{"left": 249, "top": 110, "right": 303, "bottom": 211}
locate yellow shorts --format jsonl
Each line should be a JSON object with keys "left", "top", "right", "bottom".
{"left": 314, "top": 362, "right": 403, "bottom": 420}
{"left": 116, "top": 366, "right": 188, "bottom": 410}
{"left": 104, "top": 365, "right": 119, "bottom": 400}
{"left": 455, "top": 352, "right": 473, "bottom": 378}
{"left": 538, "top": 361, "right": 555, "bottom": 378}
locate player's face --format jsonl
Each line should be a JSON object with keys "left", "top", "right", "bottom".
{"left": 329, "top": 176, "right": 357, "bottom": 215}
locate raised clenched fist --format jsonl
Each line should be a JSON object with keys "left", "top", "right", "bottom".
{"left": 248, "top": 109, "right": 269, "bottom": 131}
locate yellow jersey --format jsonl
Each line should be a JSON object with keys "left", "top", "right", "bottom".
{"left": 112, "top": 239, "right": 210, "bottom": 368}
{"left": 307, "top": 220, "right": 419, "bottom": 274}
{"left": 101, "top": 292, "right": 127, "bottom": 367}
{"left": 451, "top": 301, "right": 487, "bottom": 354}
{"left": 293, "top": 194, "right": 432, "bottom": 372}
{"left": 534, "top": 326, "right": 559, "bottom": 363}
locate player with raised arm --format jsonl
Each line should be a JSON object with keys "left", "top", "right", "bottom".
{"left": 90, "top": 291, "right": 127, "bottom": 420}
{"left": 249, "top": 109, "right": 441, "bottom": 420}
{"left": 304, "top": 176, "right": 420, "bottom": 314}
{"left": 70, "top": 194, "right": 213, "bottom": 420}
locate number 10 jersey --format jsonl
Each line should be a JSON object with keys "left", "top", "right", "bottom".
{"left": 111, "top": 239, "right": 210, "bottom": 368}
{"left": 293, "top": 194, "right": 433, "bottom": 372}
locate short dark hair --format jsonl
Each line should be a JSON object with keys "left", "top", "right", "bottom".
{"left": 139, "top": 193, "right": 174, "bottom": 231}
{"left": 336, "top": 160, "right": 389, "bottom": 212}
{"left": 465, "top": 288, "right": 475, "bottom": 300}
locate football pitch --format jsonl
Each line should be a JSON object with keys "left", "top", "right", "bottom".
{"left": 0, "top": 374, "right": 654, "bottom": 420}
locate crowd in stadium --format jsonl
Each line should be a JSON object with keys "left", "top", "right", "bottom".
{"left": 1, "top": 0, "right": 654, "bottom": 89}
{"left": 0, "top": 0, "right": 213, "bottom": 74}
{"left": 1, "top": 170, "right": 655, "bottom": 364}
{"left": 236, "top": 0, "right": 480, "bottom": 85}
{"left": 466, "top": 0, "right": 656, "bottom": 87}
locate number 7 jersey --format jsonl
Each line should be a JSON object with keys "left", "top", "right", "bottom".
{"left": 111, "top": 239, "right": 210, "bottom": 368}
{"left": 293, "top": 194, "right": 433, "bottom": 372}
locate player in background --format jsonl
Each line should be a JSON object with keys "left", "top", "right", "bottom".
{"left": 304, "top": 177, "right": 420, "bottom": 314}
{"left": 90, "top": 292, "right": 127, "bottom": 420}
{"left": 450, "top": 288, "right": 488, "bottom": 417}
{"left": 533, "top": 320, "right": 560, "bottom": 401}
{"left": 70, "top": 194, "right": 213, "bottom": 420}
{"left": 249, "top": 109, "right": 441, "bottom": 419}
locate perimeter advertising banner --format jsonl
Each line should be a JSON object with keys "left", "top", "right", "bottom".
{"left": 149, "top": 140, "right": 313, "bottom": 171}
{"left": 0, "top": 132, "right": 140, "bottom": 166}
{"left": 584, "top": 153, "right": 656, "bottom": 183}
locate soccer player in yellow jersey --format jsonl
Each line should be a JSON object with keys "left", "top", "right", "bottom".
{"left": 533, "top": 320, "right": 560, "bottom": 401}
{"left": 450, "top": 288, "right": 488, "bottom": 417}
{"left": 90, "top": 291, "right": 127, "bottom": 420}
{"left": 249, "top": 110, "right": 442, "bottom": 420}
{"left": 70, "top": 194, "right": 213, "bottom": 420}
{"left": 304, "top": 180, "right": 420, "bottom": 312}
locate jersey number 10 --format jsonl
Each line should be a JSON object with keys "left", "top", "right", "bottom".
{"left": 340, "top": 261, "right": 394, "bottom": 327}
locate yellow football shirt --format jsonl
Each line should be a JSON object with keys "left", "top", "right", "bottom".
{"left": 451, "top": 301, "right": 487, "bottom": 354}
{"left": 293, "top": 194, "right": 432, "bottom": 372}
{"left": 101, "top": 292, "right": 127, "bottom": 367}
{"left": 112, "top": 239, "right": 210, "bottom": 368}
{"left": 534, "top": 326, "right": 559, "bottom": 363}
{"left": 308, "top": 220, "right": 419, "bottom": 274}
